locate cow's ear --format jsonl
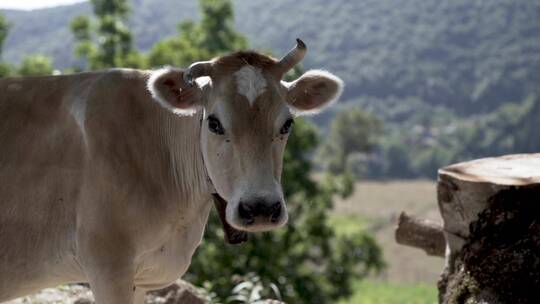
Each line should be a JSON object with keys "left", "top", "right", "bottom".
{"left": 147, "top": 68, "right": 206, "bottom": 116}
{"left": 284, "top": 70, "right": 344, "bottom": 115}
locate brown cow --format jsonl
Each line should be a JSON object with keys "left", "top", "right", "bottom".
{"left": 0, "top": 40, "right": 343, "bottom": 304}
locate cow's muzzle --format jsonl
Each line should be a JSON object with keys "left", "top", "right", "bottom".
{"left": 212, "top": 193, "right": 248, "bottom": 245}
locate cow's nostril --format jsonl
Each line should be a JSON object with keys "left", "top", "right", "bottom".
{"left": 238, "top": 202, "right": 254, "bottom": 225}
{"left": 270, "top": 202, "right": 282, "bottom": 223}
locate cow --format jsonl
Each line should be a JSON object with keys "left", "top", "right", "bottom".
{"left": 0, "top": 39, "right": 343, "bottom": 304}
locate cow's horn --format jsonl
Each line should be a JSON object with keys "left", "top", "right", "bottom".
{"left": 183, "top": 60, "right": 213, "bottom": 86}
{"left": 274, "top": 38, "right": 307, "bottom": 78}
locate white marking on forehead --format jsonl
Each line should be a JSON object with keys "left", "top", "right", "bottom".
{"left": 234, "top": 65, "right": 267, "bottom": 106}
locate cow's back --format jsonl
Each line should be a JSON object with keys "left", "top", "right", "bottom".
{"left": 0, "top": 73, "right": 102, "bottom": 299}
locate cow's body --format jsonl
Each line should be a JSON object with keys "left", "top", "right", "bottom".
{"left": 0, "top": 40, "right": 344, "bottom": 304}
{"left": 0, "top": 69, "right": 212, "bottom": 302}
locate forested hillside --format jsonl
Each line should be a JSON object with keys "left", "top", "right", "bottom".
{"left": 3, "top": 0, "right": 539, "bottom": 112}
{"left": 2, "top": 0, "right": 539, "bottom": 178}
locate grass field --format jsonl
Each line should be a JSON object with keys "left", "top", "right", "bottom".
{"left": 331, "top": 180, "right": 443, "bottom": 303}
{"left": 337, "top": 281, "right": 437, "bottom": 304}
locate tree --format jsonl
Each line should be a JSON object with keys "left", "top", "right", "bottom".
{"left": 0, "top": 13, "right": 8, "bottom": 59}
{"left": 317, "top": 108, "right": 383, "bottom": 175}
{"left": 0, "top": 13, "right": 11, "bottom": 77}
{"left": 0, "top": 13, "right": 54, "bottom": 77}
{"left": 148, "top": 0, "right": 247, "bottom": 68}
{"left": 70, "top": 0, "right": 144, "bottom": 69}
{"left": 17, "top": 55, "right": 53, "bottom": 76}
{"left": 0, "top": 62, "right": 9, "bottom": 77}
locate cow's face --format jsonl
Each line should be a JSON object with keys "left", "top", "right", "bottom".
{"left": 148, "top": 40, "right": 343, "bottom": 232}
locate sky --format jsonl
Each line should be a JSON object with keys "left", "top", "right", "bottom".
{"left": 0, "top": 0, "right": 86, "bottom": 10}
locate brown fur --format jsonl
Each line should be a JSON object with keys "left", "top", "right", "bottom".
{"left": 212, "top": 51, "right": 278, "bottom": 75}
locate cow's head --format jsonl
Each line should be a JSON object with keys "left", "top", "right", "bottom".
{"left": 148, "top": 39, "right": 343, "bottom": 234}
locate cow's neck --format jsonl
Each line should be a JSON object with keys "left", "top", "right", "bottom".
{"left": 157, "top": 108, "right": 212, "bottom": 203}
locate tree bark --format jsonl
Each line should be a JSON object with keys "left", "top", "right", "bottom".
{"left": 436, "top": 154, "right": 540, "bottom": 304}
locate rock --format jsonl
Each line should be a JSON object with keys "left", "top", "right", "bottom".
{"left": 147, "top": 280, "right": 208, "bottom": 304}
{"left": 6, "top": 280, "right": 284, "bottom": 304}
{"left": 74, "top": 299, "right": 94, "bottom": 304}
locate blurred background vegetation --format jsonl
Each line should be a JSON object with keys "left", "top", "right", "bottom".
{"left": 1, "top": 0, "right": 539, "bottom": 303}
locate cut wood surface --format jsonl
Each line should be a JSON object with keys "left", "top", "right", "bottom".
{"left": 439, "top": 153, "right": 540, "bottom": 185}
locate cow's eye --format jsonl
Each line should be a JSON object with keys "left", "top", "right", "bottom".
{"left": 208, "top": 115, "right": 225, "bottom": 135}
{"left": 280, "top": 118, "right": 294, "bottom": 135}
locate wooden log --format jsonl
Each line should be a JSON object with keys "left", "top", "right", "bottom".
{"left": 437, "top": 154, "right": 540, "bottom": 304}
{"left": 395, "top": 212, "right": 445, "bottom": 257}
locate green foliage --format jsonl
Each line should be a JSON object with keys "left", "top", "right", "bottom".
{"left": 71, "top": 16, "right": 97, "bottom": 61}
{"left": 337, "top": 280, "right": 437, "bottom": 304}
{"left": 317, "top": 108, "right": 382, "bottom": 175}
{"left": 0, "top": 13, "right": 10, "bottom": 77}
{"left": 0, "top": 13, "right": 8, "bottom": 59}
{"left": 329, "top": 214, "right": 369, "bottom": 237}
{"left": 92, "top": 0, "right": 130, "bottom": 16}
{"left": 195, "top": 0, "right": 247, "bottom": 56}
{"left": 147, "top": 0, "right": 247, "bottom": 67}
{"left": 17, "top": 55, "right": 54, "bottom": 76}
{"left": 70, "top": 0, "right": 143, "bottom": 69}
{"left": 0, "top": 62, "right": 11, "bottom": 77}
{"left": 0, "top": 12, "right": 53, "bottom": 77}
{"left": 353, "top": 93, "right": 540, "bottom": 179}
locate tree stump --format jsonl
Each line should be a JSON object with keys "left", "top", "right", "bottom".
{"left": 437, "top": 154, "right": 540, "bottom": 304}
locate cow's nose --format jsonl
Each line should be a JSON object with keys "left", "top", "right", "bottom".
{"left": 237, "top": 199, "right": 283, "bottom": 225}
{"left": 238, "top": 202, "right": 255, "bottom": 225}
{"left": 269, "top": 202, "right": 282, "bottom": 223}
